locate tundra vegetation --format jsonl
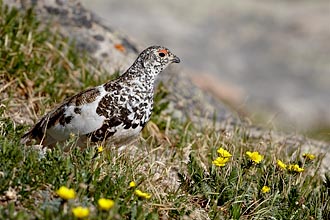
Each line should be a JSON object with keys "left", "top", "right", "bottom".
{"left": 0, "top": 3, "right": 329, "bottom": 219}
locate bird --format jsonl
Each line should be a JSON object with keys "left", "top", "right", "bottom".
{"left": 21, "top": 45, "right": 180, "bottom": 148}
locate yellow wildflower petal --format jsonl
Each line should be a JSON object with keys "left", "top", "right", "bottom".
{"left": 303, "top": 153, "right": 316, "bottom": 160}
{"left": 212, "top": 157, "right": 229, "bottom": 167}
{"left": 56, "top": 186, "right": 76, "bottom": 200}
{"left": 97, "top": 146, "right": 103, "bottom": 153}
{"left": 72, "top": 206, "right": 89, "bottom": 219}
{"left": 277, "top": 159, "right": 287, "bottom": 170}
{"left": 98, "top": 198, "right": 114, "bottom": 211}
{"left": 288, "top": 164, "right": 304, "bottom": 173}
{"left": 261, "top": 186, "right": 271, "bottom": 193}
{"left": 135, "top": 189, "right": 151, "bottom": 199}
{"left": 246, "top": 151, "right": 263, "bottom": 164}
{"left": 129, "top": 181, "right": 136, "bottom": 188}
{"left": 217, "top": 147, "right": 232, "bottom": 158}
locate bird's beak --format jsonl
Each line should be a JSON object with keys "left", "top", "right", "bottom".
{"left": 171, "top": 55, "right": 181, "bottom": 63}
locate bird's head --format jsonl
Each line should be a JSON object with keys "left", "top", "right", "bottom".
{"left": 139, "top": 45, "right": 180, "bottom": 75}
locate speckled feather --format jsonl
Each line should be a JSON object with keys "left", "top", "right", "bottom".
{"left": 21, "top": 45, "right": 180, "bottom": 147}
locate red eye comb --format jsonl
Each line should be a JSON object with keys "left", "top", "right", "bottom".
{"left": 158, "top": 49, "right": 168, "bottom": 54}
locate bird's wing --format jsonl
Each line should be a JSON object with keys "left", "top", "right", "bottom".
{"left": 21, "top": 87, "right": 103, "bottom": 146}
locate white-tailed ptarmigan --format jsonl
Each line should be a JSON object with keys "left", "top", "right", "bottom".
{"left": 21, "top": 45, "right": 180, "bottom": 147}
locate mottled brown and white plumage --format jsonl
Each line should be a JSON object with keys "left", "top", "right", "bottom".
{"left": 21, "top": 45, "right": 180, "bottom": 147}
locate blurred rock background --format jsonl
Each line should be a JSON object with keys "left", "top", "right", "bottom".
{"left": 81, "top": 0, "right": 330, "bottom": 140}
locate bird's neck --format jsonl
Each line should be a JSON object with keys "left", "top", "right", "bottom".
{"left": 103, "top": 60, "right": 162, "bottom": 95}
{"left": 118, "top": 62, "right": 160, "bottom": 92}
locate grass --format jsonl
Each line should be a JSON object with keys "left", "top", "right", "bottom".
{"left": 0, "top": 2, "right": 329, "bottom": 219}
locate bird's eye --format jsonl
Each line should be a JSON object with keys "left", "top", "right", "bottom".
{"left": 159, "top": 52, "right": 165, "bottom": 57}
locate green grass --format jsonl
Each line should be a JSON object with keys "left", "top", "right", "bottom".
{"left": 0, "top": 2, "right": 329, "bottom": 219}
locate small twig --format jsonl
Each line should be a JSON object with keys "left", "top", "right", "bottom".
{"left": 0, "top": 79, "right": 17, "bottom": 94}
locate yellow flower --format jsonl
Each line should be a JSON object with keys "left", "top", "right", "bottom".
{"left": 97, "top": 146, "right": 103, "bottom": 153}
{"left": 129, "top": 181, "right": 136, "bottom": 188}
{"left": 288, "top": 164, "right": 304, "bottom": 173}
{"left": 303, "top": 153, "right": 315, "bottom": 160}
{"left": 261, "top": 186, "right": 271, "bottom": 193}
{"left": 217, "top": 147, "right": 232, "bottom": 158}
{"left": 72, "top": 206, "right": 89, "bottom": 219}
{"left": 135, "top": 189, "right": 151, "bottom": 199}
{"left": 98, "top": 198, "right": 114, "bottom": 211}
{"left": 212, "top": 157, "right": 229, "bottom": 167}
{"left": 277, "top": 159, "right": 287, "bottom": 170}
{"left": 246, "top": 151, "right": 264, "bottom": 164}
{"left": 56, "top": 186, "right": 76, "bottom": 200}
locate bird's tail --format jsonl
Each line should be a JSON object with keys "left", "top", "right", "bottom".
{"left": 21, "top": 117, "right": 48, "bottom": 145}
{"left": 21, "top": 131, "right": 33, "bottom": 145}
